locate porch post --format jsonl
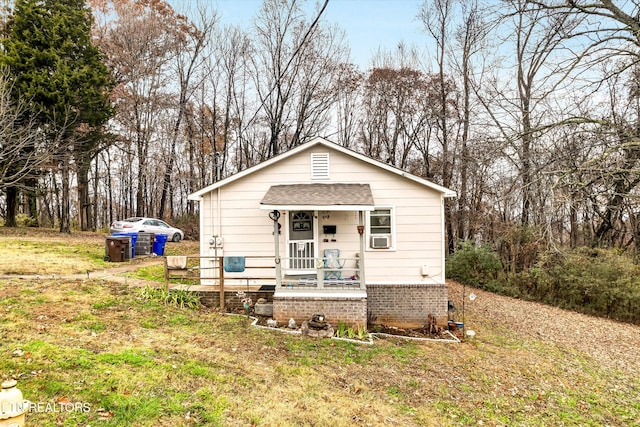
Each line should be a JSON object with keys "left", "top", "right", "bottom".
{"left": 271, "top": 210, "right": 282, "bottom": 287}
{"left": 358, "top": 211, "right": 366, "bottom": 288}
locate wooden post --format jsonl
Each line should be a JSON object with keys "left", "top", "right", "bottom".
{"left": 164, "top": 257, "right": 169, "bottom": 291}
{"left": 219, "top": 256, "right": 225, "bottom": 310}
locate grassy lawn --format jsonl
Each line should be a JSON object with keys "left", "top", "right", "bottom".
{"left": 1, "top": 228, "right": 639, "bottom": 426}
{"left": 0, "top": 227, "right": 199, "bottom": 276}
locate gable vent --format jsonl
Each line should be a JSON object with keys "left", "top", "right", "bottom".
{"left": 311, "top": 153, "right": 330, "bottom": 180}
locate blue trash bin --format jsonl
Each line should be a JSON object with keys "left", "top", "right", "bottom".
{"left": 113, "top": 232, "right": 137, "bottom": 259}
{"left": 153, "top": 234, "right": 168, "bottom": 256}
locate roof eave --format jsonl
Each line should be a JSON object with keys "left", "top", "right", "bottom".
{"left": 187, "top": 137, "right": 458, "bottom": 198}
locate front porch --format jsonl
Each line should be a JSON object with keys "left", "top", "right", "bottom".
{"left": 166, "top": 253, "right": 369, "bottom": 328}
{"left": 166, "top": 253, "right": 448, "bottom": 329}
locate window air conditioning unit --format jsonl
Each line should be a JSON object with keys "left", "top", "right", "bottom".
{"left": 370, "top": 235, "right": 390, "bottom": 249}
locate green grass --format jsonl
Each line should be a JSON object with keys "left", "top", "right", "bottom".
{"left": 1, "top": 230, "right": 639, "bottom": 426}
{"left": 1, "top": 279, "right": 636, "bottom": 426}
{"left": 0, "top": 226, "right": 199, "bottom": 276}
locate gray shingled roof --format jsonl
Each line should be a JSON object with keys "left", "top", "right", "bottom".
{"left": 260, "top": 183, "right": 375, "bottom": 207}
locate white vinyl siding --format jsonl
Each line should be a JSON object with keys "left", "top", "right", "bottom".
{"left": 200, "top": 144, "right": 446, "bottom": 284}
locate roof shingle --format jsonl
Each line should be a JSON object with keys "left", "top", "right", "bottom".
{"left": 260, "top": 183, "right": 375, "bottom": 207}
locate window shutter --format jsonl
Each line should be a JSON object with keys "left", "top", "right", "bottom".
{"left": 311, "top": 153, "right": 330, "bottom": 180}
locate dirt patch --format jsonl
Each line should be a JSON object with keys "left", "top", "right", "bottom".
{"left": 372, "top": 324, "right": 455, "bottom": 340}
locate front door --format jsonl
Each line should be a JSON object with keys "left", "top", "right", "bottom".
{"left": 287, "top": 211, "right": 316, "bottom": 272}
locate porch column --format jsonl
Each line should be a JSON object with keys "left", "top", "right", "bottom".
{"left": 358, "top": 211, "right": 366, "bottom": 288}
{"left": 271, "top": 210, "right": 282, "bottom": 287}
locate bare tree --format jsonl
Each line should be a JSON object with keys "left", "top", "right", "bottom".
{"left": 473, "top": 0, "right": 580, "bottom": 228}
{"left": 158, "top": 5, "right": 217, "bottom": 221}
{"left": 451, "top": 0, "right": 488, "bottom": 242}
{"left": 419, "top": 0, "right": 456, "bottom": 189}
{"left": 212, "top": 24, "right": 253, "bottom": 174}
{"left": 419, "top": 0, "right": 461, "bottom": 253}
{"left": 587, "top": 68, "right": 640, "bottom": 246}
{"left": 360, "top": 65, "right": 436, "bottom": 169}
{"left": 93, "top": 0, "right": 178, "bottom": 218}
{"left": 529, "top": 1, "right": 640, "bottom": 247}
{"left": 0, "top": 70, "right": 47, "bottom": 226}
{"left": 334, "top": 63, "right": 363, "bottom": 149}
{"left": 252, "top": 0, "right": 343, "bottom": 157}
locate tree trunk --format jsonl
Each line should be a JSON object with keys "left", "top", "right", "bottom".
{"left": 4, "top": 186, "right": 18, "bottom": 227}
{"left": 569, "top": 201, "right": 578, "bottom": 248}
{"left": 593, "top": 144, "right": 640, "bottom": 246}
{"left": 77, "top": 159, "right": 91, "bottom": 231}
{"left": 458, "top": 52, "right": 471, "bottom": 242}
{"left": 92, "top": 158, "right": 99, "bottom": 231}
{"left": 24, "top": 177, "right": 39, "bottom": 227}
{"left": 158, "top": 102, "right": 184, "bottom": 220}
{"left": 105, "top": 152, "right": 113, "bottom": 227}
{"left": 60, "top": 155, "right": 71, "bottom": 234}
{"left": 136, "top": 162, "right": 145, "bottom": 217}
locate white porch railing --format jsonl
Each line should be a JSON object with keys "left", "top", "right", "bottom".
{"left": 288, "top": 241, "right": 315, "bottom": 269}
{"left": 165, "top": 255, "right": 364, "bottom": 288}
{"left": 280, "top": 256, "right": 363, "bottom": 290}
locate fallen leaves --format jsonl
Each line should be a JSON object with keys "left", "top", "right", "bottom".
{"left": 96, "top": 408, "right": 114, "bottom": 420}
{"left": 448, "top": 280, "right": 640, "bottom": 376}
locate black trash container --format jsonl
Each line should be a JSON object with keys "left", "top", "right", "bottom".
{"left": 105, "top": 236, "right": 130, "bottom": 262}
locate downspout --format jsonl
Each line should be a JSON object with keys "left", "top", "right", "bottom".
{"left": 216, "top": 188, "right": 222, "bottom": 295}
{"left": 215, "top": 152, "right": 222, "bottom": 239}
{"left": 198, "top": 195, "right": 205, "bottom": 255}
{"left": 217, "top": 187, "right": 222, "bottom": 238}
{"left": 441, "top": 196, "right": 446, "bottom": 284}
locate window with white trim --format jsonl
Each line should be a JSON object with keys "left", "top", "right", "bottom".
{"left": 368, "top": 208, "right": 393, "bottom": 249}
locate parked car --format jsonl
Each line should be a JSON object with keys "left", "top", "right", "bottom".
{"left": 110, "top": 217, "right": 184, "bottom": 242}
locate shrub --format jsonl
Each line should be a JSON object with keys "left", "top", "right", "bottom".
{"left": 509, "top": 248, "right": 640, "bottom": 324}
{"left": 495, "top": 225, "right": 543, "bottom": 273}
{"left": 448, "top": 243, "right": 640, "bottom": 325}
{"left": 446, "top": 241, "right": 503, "bottom": 287}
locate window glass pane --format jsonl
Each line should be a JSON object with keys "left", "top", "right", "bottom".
{"left": 370, "top": 209, "right": 391, "bottom": 234}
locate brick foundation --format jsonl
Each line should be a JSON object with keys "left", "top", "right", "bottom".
{"left": 366, "top": 283, "right": 448, "bottom": 328}
{"left": 190, "top": 283, "right": 447, "bottom": 329}
{"left": 273, "top": 295, "right": 367, "bottom": 329}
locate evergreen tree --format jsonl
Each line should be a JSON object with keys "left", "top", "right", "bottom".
{"left": 1, "top": 0, "right": 114, "bottom": 231}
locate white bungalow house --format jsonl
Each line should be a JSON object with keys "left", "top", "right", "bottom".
{"left": 187, "top": 137, "right": 456, "bottom": 328}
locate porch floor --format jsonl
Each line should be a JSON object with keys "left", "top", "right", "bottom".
{"left": 170, "top": 284, "right": 270, "bottom": 292}
{"left": 282, "top": 277, "right": 361, "bottom": 288}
